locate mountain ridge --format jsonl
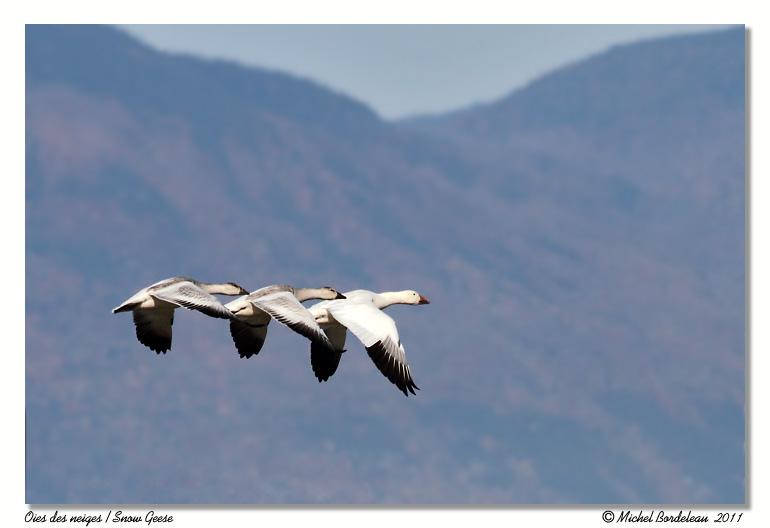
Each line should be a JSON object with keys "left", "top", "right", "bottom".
{"left": 400, "top": 26, "right": 744, "bottom": 132}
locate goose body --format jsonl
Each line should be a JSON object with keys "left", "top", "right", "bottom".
{"left": 112, "top": 277, "right": 248, "bottom": 354}
{"left": 225, "top": 284, "right": 345, "bottom": 359}
{"left": 308, "top": 289, "right": 430, "bottom": 396}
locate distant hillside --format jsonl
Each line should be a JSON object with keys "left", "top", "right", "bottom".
{"left": 26, "top": 25, "right": 384, "bottom": 142}
{"left": 26, "top": 25, "right": 744, "bottom": 504}
{"left": 403, "top": 27, "right": 744, "bottom": 203}
{"left": 400, "top": 27, "right": 745, "bottom": 292}
{"left": 405, "top": 27, "right": 743, "bottom": 142}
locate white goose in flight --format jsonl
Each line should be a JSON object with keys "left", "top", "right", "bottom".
{"left": 308, "top": 289, "right": 430, "bottom": 396}
{"left": 225, "top": 284, "right": 346, "bottom": 359}
{"left": 112, "top": 277, "right": 248, "bottom": 354}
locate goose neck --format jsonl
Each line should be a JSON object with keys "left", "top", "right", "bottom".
{"left": 372, "top": 290, "right": 411, "bottom": 309}
{"left": 202, "top": 282, "right": 246, "bottom": 296}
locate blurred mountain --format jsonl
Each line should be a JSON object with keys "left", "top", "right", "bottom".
{"left": 25, "top": 25, "right": 744, "bottom": 504}
{"left": 402, "top": 28, "right": 744, "bottom": 217}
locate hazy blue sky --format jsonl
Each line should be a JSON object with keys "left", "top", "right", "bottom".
{"left": 120, "top": 24, "right": 730, "bottom": 119}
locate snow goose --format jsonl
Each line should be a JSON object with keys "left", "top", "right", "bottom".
{"left": 112, "top": 277, "right": 248, "bottom": 354}
{"left": 225, "top": 284, "right": 346, "bottom": 359}
{"left": 308, "top": 289, "right": 430, "bottom": 396}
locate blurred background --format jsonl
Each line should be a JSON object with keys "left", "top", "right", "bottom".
{"left": 25, "top": 24, "right": 744, "bottom": 504}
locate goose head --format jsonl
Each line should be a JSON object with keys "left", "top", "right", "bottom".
{"left": 223, "top": 283, "right": 250, "bottom": 296}
{"left": 198, "top": 282, "right": 249, "bottom": 296}
{"left": 294, "top": 286, "right": 347, "bottom": 303}
{"left": 401, "top": 290, "right": 430, "bottom": 305}
{"left": 320, "top": 287, "right": 346, "bottom": 300}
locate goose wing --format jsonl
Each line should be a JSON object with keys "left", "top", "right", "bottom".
{"left": 310, "top": 323, "right": 347, "bottom": 382}
{"left": 132, "top": 308, "right": 175, "bottom": 354}
{"left": 325, "top": 300, "right": 419, "bottom": 396}
{"left": 229, "top": 314, "right": 270, "bottom": 359}
{"left": 151, "top": 281, "right": 234, "bottom": 320}
{"left": 248, "top": 291, "right": 334, "bottom": 350}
